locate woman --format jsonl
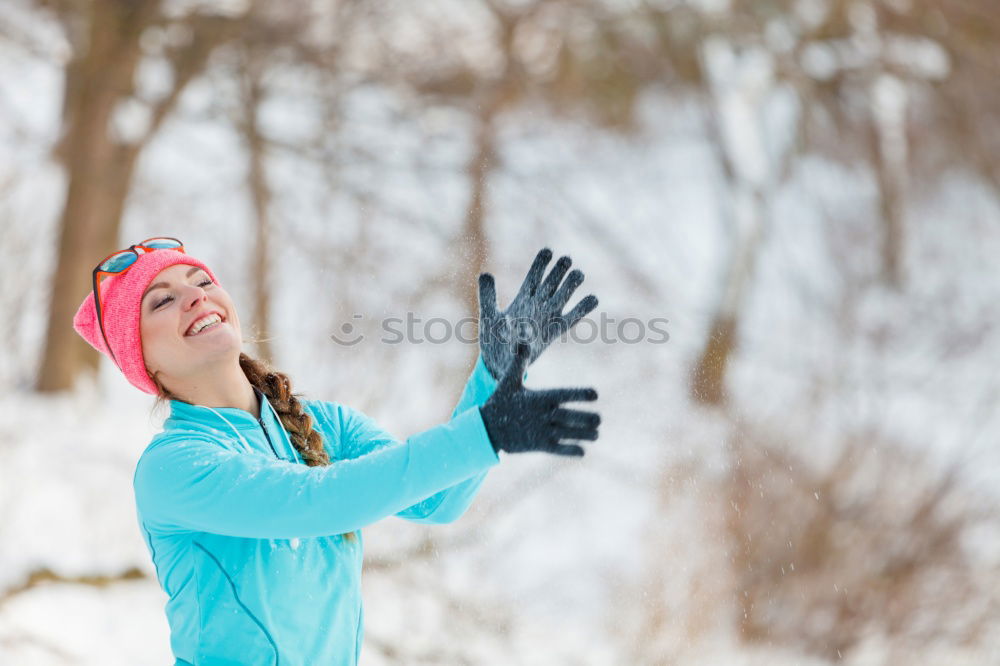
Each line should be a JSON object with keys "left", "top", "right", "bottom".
{"left": 72, "top": 238, "right": 601, "bottom": 665}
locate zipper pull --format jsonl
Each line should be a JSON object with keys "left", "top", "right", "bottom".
{"left": 256, "top": 415, "right": 281, "bottom": 459}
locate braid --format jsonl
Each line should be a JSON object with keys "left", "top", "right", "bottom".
{"left": 149, "top": 356, "right": 357, "bottom": 543}
{"left": 238, "top": 353, "right": 330, "bottom": 467}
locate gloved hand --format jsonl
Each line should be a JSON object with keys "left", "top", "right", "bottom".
{"left": 479, "top": 342, "right": 601, "bottom": 457}
{"left": 478, "top": 248, "right": 599, "bottom": 381}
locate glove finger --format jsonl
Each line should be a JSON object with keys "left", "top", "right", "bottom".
{"left": 551, "top": 407, "right": 601, "bottom": 429}
{"left": 550, "top": 424, "right": 599, "bottom": 441}
{"left": 537, "top": 255, "right": 572, "bottom": 300}
{"left": 547, "top": 443, "right": 585, "bottom": 457}
{"left": 514, "top": 247, "right": 553, "bottom": 302}
{"left": 536, "top": 387, "right": 598, "bottom": 404}
{"left": 478, "top": 273, "right": 499, "bottom": 321}
{"left": 547, "top": 269, "right": 584, "bottom": 315}
{"left": 562, "top": 294, "right": 599, "bottom": 331}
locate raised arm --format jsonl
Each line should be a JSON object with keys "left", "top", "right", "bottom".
{"left": 390, "top": 352, "right": 518, "bottom": 523}
{"left": 133, "top": 405, "right": 500, "bottom": 539}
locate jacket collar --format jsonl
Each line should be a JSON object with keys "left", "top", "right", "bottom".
{"left": 167, "top": 386, "right": 269, "bottom": 430}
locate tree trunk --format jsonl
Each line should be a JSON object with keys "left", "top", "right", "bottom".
{"left": 689, "top": 105, "right": 767, "bottom": 406}
{"left": 458, "top": 113, "right": 496, "bottom": 359}
{"left": 870, "top": 118, "right": 906, "bottom": 289}
{"left": 239, "top": 53, "right": 275, "bottom": 365}
{"left": 35, "top": 2, "right": 248, "bottom": 392}
{"left": 35, "top": 1, "right": 156, "bottom": 392}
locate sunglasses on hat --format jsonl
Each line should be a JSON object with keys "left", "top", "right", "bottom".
{"left": 91, "top": 237, "right": 185, "bottom": 369}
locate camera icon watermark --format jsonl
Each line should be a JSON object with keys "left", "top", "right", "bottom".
{"left": 330, "top": 312, "right": 669, "bottom": 346}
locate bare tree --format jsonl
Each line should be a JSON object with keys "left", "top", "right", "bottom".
{"left": 34, "top": 0, "right": 249, "bottom": 391}
{"left": 233, "top": 41, "right": 276, "bottom": 363}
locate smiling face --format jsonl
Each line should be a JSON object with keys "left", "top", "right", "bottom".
{"left": 140, "top": 263, "right": 243, "bottom": 391}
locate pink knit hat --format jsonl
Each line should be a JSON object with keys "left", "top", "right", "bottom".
{"left": 72, "top": 248, "right": 221, "bottom": 395}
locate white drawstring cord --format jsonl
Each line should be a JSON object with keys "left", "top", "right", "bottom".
{"left": 203, "top": 406, "right": 255, "bottom": 455}
{"left": 203, "top": 397, "right": 303, "bottom": 550}
{"left": 202, "top": 394, "right": 297, "bottom": 461}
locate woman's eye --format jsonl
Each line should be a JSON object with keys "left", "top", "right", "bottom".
{"left": 153, "top": 279, "right": 213, "bottom": 310}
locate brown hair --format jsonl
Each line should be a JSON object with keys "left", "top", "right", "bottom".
{"left": 151, "top": 353, "right": 356, "bottom": 542}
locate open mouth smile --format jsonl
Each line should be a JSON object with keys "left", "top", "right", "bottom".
{"left": 185, "top": 312, "right": 226, "bottom": 337}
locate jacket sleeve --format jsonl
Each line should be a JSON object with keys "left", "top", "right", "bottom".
{"left": 389, "top": 353, "right": 524, "bottom": 524}
{"left": 133, "top": 404, "right": 501, "bottom": 539}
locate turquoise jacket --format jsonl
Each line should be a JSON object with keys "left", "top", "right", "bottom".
{"left": 133, "top": 354, "right": 505, "bottom": 665}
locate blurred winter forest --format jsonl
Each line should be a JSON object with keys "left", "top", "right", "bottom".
{"left": 1, "top": 0, "right": 999, "bottom": 664}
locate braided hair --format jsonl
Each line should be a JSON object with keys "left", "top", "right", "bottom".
{"left": 150, "top": 353, "right": 357, "bottom": 542}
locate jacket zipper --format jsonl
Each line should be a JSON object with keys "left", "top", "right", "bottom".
{"left": 258, "top": 411, "right": 301, "bottom": 552}
{"left": 253, "top": 388, "right": 281, "bottom": 459}
{"left": 257, "top": 414, "right": 280, "bottom": 459}
{"left": 257, "top": 416, "right": 291, "bottom": 548}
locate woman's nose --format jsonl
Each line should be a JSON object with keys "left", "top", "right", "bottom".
{"left": 183, "top": 287, "right": 209, "bottom": 310}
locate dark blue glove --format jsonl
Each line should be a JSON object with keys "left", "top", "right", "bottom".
{"left": 479, "top": 343, "right": 601, "bottom": 457}
{"left": 478, "top": 248, "right": 599, "bottom": 381}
